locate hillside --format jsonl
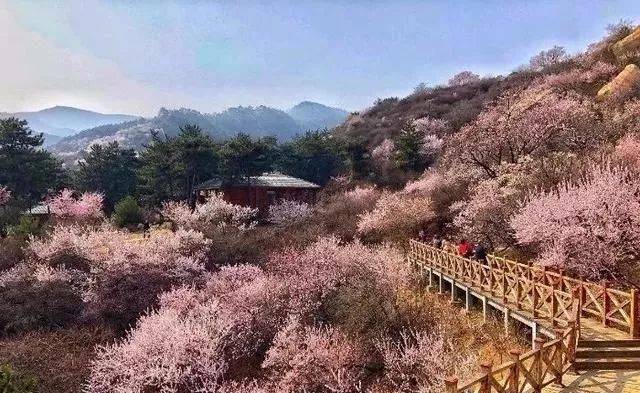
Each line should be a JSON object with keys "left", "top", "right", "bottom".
{"left": 0, "top": 106, "right": 139, "bottom": 138}
{"left": 51, "top": 102, "right": 348, "bottom": 161}
{"left": 288, "top": 101, "right": 349, "bottom": 131}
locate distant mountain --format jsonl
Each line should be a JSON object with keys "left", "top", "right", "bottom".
{"left": 50, "top": 101, "right": 348, "bottom": 163}
{"left": 0, "top": 106, "right": 139, "bottom": 138}
{"left": 210, "top": 105, "right": 301, "bottom": 140}
{"left": 287, "top": 101, "right": 349, "bottom": 132}
{"left": 42, "top": 132, "right": 62, "bottom": 147}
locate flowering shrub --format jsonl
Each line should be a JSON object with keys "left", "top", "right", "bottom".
{"left": 268, "top": 199, "right": 312, "bottom": 225}
{"left": 357, "top": 192, "right": 434, "bottom": 240}
{"left": 0, "top": 263, "right": 83, "bottom": 333}
{"left": 452, "top": 178, "right": 521, "bottom": 248}
{"left": 447, "top": 87, "right": 604, "bottom": 177}
{"left": 29, "top": 225, "right": 210, "bottom": 330}
{"left": 162, "top": 193, "right": 257, "bottom": 231}
{"left": 88, "top": 303, "right": 232, "bottom": 392}
{"left": 88, "top": 238, "right": 416, "bottom": 391}
{"left": 511, "top": 165, "right": 640, "bottom": 281}
{"left": 46, "top": 189, "right": 104, "bottom": 223}
{"left": 262, "top": 318, "right": 365, "bottom": 392}
{"left": 542, "top": 61, "right": 617, "bottom": 91}
{"left": 613, "top": 134, "right": 640, "bottom": 171}
{"left": 375, "top": 329, "right": 476, "bottom": 393}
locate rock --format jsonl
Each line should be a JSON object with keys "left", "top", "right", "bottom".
{"left": 597, "top": 64, "right": 640, "bottom": 99}
{"left": 613, "top": 27, "right": 640, "bottom": 59}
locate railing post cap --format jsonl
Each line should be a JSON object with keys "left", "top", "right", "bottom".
{"left": 479, "top": 361, "right": 493, "bottom": 370}
{"left": 444, "top": 376, "right": 459, "bottom": 384}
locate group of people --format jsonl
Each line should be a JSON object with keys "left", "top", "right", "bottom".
{"left": 417, "top": 230, "right": 488, "bottom": 263}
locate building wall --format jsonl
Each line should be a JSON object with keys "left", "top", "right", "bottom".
{"left": 198, "top": 187, "right": 317, "bottom": 213}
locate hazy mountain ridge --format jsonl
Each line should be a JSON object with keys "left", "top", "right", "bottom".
{"left": 0, "top": 106, "right": 140, "bottom": 141}
{"left": 50, "top": 102, "right": 348, "bottom": 162}
{"left": 287, "top": 101, "right": 349, "bottom": 131}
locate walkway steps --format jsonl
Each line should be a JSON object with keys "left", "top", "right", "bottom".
{"left": 575, "top": 340, "right": 640, "bottom": 370}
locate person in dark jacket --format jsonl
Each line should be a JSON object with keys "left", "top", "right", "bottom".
{"left": 473, "top": 243, "right": 488, "bottom": 264}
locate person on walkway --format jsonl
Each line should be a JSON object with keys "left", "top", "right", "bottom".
{"left": 457, "top": 238, "right": 472, "bottom": 258}
{"left": 418, "top": 229, "right": 427, "bottom": 242}
{"left": 473, "top": 243, "right": 487, "bottom": 264}
{"left": 431, "top": 235, "right": 443, "bottom": 249}
{"left": 143, "top": 220, "right": 151, "bottom": 238}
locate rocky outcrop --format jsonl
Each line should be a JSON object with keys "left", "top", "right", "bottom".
{"left": 597, "top": 64, "right": 640, "bottom": 99}
{"left": 612, "top": 27, "right": 640, "bottom": 59}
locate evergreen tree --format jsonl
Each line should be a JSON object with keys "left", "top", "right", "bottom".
{"left": 74, "top": 142, "right": 139, "bottom": 211}
{"left": 174, "top": 125, "right": 219, "bottom": 206}
{"left": 0, "top": 118, "right": 64, "bottom": 207}
{"left": 219, "top": 133, "right": 278, "bottom": 182}
{"left": 393, "top": 121, "right": 427, "bottom": 173}
{"left": 137, "top": 126, "right": 219, "bottom": 207}
{"left": 277, "top": 130, "right": 345, "bottom": 185}
{"left": 137, "top": 131, "right": 183, "bottom": 207}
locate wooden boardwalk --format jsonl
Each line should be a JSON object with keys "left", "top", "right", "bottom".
{"left": 408, "top": 240, "right": 640, "bottom": 393}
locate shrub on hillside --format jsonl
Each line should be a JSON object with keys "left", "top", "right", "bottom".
{"left": 0, "top": 264, "right": 83, "bottom": 334}
{"left": 268, "top": 200, "right": 312, "bottom": 226}
{"left": 511, "top": 165, "right": 640, "bottom": 282}
{"left": 88, "top": 238, "right": 416, "bottom": 391}
{"left": 46, "top": 189, "right": 104, "bottom": 224}
{"left": 112, "top": 196, "right": 142, "bottom": 228}
{"left": 162, "top": 193, "right": 257, "bottom": 232}
{"left": 375, "top": 329, "right": 476, "bottom": 393}
{"left": 0, "top": 364, "right": 37, "bottom": 392}
{"left": 29, "top": 225, "right": 210, "bottom": 330}
{"left": 262, "top": 319, "right": 366, "bottom": 392}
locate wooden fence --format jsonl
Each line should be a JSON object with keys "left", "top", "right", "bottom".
{"left": 409, "top": 240, "right": 639, "bottom": 337}
{"left": 445, "top": 324, "right": 578, "bottom": 393}
{"left": 408, "top": 240, "right": 583, "bottom": 393}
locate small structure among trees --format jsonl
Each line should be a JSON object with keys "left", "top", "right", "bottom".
{"left": 195, "top": 172, "right": 320, "bottom": 213}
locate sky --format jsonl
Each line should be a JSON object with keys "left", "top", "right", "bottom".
{"left": 1, "top": 0, "right": 639, "bottom": 117}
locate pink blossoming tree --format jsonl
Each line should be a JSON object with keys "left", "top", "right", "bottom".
{"left": 46, "top": 189, "right": 104, "bottom": 223}
{"left": 511, "top": 165, "right": 640, "bottom": 282}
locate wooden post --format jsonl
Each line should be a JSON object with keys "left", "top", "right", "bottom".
{"left": 567, "top": 318, "right": 577, "bottom": 363}
{"left": 502, "top": 270, "right": 507, "bottom": 303}
{"left": 445, "top": 377, "right": 458, "bottom": 393}
{"left": 428, "top": 267, "right": 433, "bottom": 290}
{"left": 558, "top": 269, "right": 565, "bottom": 292}
{"left": 553, "top": 328, "right": 565, "bottom": 385}
{"left": 631, "top": 289, "right": 639, "bottom": 338}
{"left": 515, "top": 274, "right": 521, "bottom": 310}
{"left": 482, "top": 295, "right": 488, "bottom": 323}
{"left": 489, "top": 262, "right": 494, "bottom": 295}
{"left": 451, "top": 279, "right": 456, "bottom": 303}
{"left": 465, "top": 287, "right": 471, "bottom": 312}
{"left": 439, "top": 273, "right": 443, "bottom": 294}
{"left": 509, "top": 349, "right": 521, "bottom": 393}
{"left": 534, "top": 337, "right": 546, "bottom": 392}
{"left": 602, "top": 281, "right": 610, "bottom": 327}
{"left": 479, "top": 362, "right": 492, "bottom": 393}
{"left": 504, "top": 307, "right": 510, "bottom": 332}
{"left": 551, "top": 288, "right": 558, "bottom": 326}
{"left": 532, "top": 280, "right": 539, "bottom": 318}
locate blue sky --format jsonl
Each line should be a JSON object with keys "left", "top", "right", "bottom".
{"left": 1, "top": 0, "right": 639, "bottom": 116}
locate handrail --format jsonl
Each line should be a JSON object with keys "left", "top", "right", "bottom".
{"left": 408, "top": 240, "right": 583, "bottom": 393}
{"left": 409, "top": 240, "right": 639, "bottom": 338}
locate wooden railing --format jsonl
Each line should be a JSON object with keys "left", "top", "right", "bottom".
{"left": 445, "top": 324, "right": 578, "bottom": 393}
{"left": 409, "top": 240, "right": 639, "bottom": 337}
{"left": 409, "top": 240, "right": 583, "bottom": 393}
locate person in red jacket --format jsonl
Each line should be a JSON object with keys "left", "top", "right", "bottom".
{"left": 457, "top": 238, "right": 472, "bottom": 258}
